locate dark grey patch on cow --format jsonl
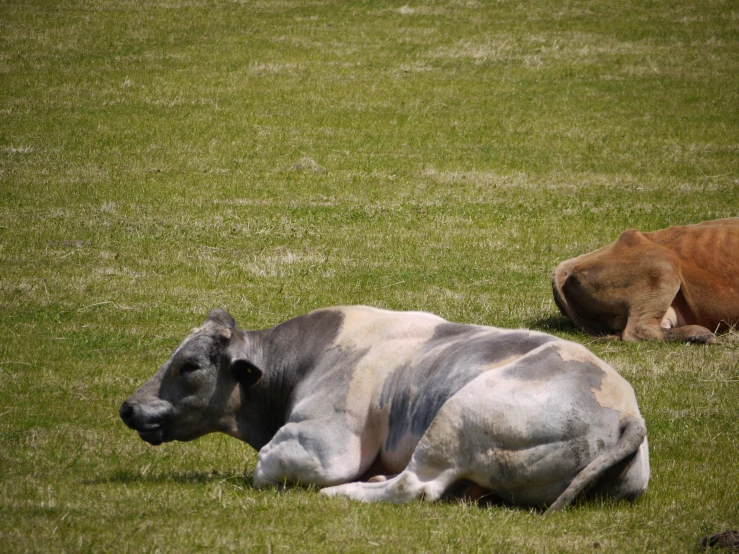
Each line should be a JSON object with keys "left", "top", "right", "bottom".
{"left": 503, "top": 346, "right": 604, "bottom": 386}
{"left": 232, "top": 309, "right": 347, "bottom": 449}
{"left": 380, "top": 329, "right": 559, "bottom": 452}
{"left": 290, "top": 344, "right": 372, "bottom": 419}
{"left": 259, "top": 309, "right": 346, "bottom": 401}
{"left": 428, "top": 323, "right": 481, "bottom": 341}
{"left": 157, "top": 326, "right": 233, "bottom": 402}
{"left": 500, "top": 346, "right": 623, "bottom": 475}
{"left": 386, "top": 389, "right": 411, "bottom": 449}
{"left": 264, "top": 309, "right": 345, "bottom": 380}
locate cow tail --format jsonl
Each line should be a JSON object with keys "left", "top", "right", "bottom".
{"left": 545, "top": 416, "right": 647, "bottom": 514}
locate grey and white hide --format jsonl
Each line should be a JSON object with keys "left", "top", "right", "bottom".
{"left": 120, "top": 306, "right": 650, "bottom": 512}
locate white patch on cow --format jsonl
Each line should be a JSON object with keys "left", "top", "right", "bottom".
{"left": 332, "top": 306, "right": 445, "bottom": 350}
{"left": 332, "top": 308, "right": 444, "bottom": 418}
{"left": 553, "top": 341, "right": 597, "bottom": 364}
{"left": 337, "top": 311, "right": 522, "bottom": 469}
{"left": 554, "top": 342, "right": 640, "bottom": 419}
{"left": 255, "top": 423, "right": 364, "bottom": 487}
{"left": 334, "top": 307, "right": 446, "bottom": 460}
{"left": 660, "top": 307, "right": 677, "bottom": 329}
{"left": 594, "top": 372, "right": 640, "bottom": 420}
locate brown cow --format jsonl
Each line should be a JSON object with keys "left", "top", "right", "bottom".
{"left": 552, "top": 218, "right": 739, "bottom": 343}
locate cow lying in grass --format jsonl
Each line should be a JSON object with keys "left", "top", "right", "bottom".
{"left": 120, "top": 306, "right": 650, "bottom": 512}
{"left": 552, "top": 218, "right": 739, "bottom": 343}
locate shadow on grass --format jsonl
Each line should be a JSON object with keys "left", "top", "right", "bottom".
{"left": 93, "top": 469, "right": 255, "bottom": 488}
{"left": 443, "top": 480, "right": 639, "bottom": 514}
{"left": 438, "top": 480, "right": 548, "bottom": 512}
{"left": 530, "top": 316, "right": 626, "bottom": 345}
{"left": 528, "top": 314, "right": 580, "bottom": 335}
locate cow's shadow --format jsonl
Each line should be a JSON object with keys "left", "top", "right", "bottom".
{"left": 528, "top": 314, "right": 579, "bottom": 334}
{"left": 530, "top": 315, "right": 624, "bottom": 343}
{"left": 97, "top": 471, "right": 542, "bottom": 509}
{"left": 95, "top": 470, "right": 627, "bottom": 513}
{"left": 95, "top": 470, "right": 322, "bottom": 494}
{"left": 93, "top": 469, "right": 255, "bottom": 488}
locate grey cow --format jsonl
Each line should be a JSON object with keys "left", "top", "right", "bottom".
{"left": 120, "top": 306, "right": 650, "bottom": 511}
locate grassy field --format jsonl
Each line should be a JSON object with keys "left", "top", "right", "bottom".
{"left": 1, "top": 0, "right": 738, "bottom": 551}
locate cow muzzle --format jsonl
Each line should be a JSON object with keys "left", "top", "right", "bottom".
{"left": 119, "top": 399, "right": 172, "bottom": 446}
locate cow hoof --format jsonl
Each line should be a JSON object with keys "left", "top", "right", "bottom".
{"left": 319, "top": 483, "right": 357, "bottom": 499}
{"left": 681, "top": 332, "right": 717, "bottom": 345}
{"left": 664, "top": 326, "right": 717, "bottom": 344}
{"left": 700, "top": 530, "right": 739, "bottom": 550}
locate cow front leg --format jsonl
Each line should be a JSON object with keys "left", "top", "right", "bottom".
{"left": 621, "top": 277, "right": 681, "bottom": 342}
{"left": 621, "top": 316, "right": 666, "bottom": 342}
{"left": 623, "top": 312, "right": 716, "bottom": 344}
{"left": 253, "top": 421, "right": 369, "bottom": 488}
{"left": 664, "top": 325, "right": 716, "bottom": 344}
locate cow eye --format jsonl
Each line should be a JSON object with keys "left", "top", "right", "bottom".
{"left": 179, "top": 362, "right": 200, "bottom": 375}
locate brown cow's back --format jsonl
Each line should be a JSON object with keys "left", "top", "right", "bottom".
{"left": 644, "top": 218, "right": 739, "bottom": 271}
{"left": 552, "top": 218, "right": 739, "bottom": 341}
{"left": 645, "top": 219, "right": 739, "bottom": 331}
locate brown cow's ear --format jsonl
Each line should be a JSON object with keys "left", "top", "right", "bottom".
{"left": 230, "top": 359, "right": 262, "bottom": 387}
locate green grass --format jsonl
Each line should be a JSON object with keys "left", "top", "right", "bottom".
{"left": 1, "top": 0, "right": 738, "bottom": 551}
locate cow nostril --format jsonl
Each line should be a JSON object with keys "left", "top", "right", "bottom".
{"left": 119, "top": 401, "right": 134, "bottom": 423}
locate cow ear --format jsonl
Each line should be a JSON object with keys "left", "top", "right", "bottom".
{"left": 230, "top": 358, "right": 262, "bottom": 388}
{"left": 207, "top": 309, "right": 236, "bottom": 331}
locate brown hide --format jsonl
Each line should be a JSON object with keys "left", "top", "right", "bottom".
{"left": 552, "top": 218, "right": 739, "bottom": 343}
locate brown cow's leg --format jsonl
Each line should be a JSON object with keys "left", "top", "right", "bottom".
{"left": 622, "top": 303, "right": 674, "bottom": 342}
{"left": 664, "top": 325, "right": 716, "bottom": 344}
{"left": 621, "top": 318, "right": 665, "bottom": 342}
{"left": 621, "top": 270, "right": 682, "bottom": 342}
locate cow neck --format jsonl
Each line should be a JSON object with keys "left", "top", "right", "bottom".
{"left": 227, "top": 327, "right": 283, "bottom": 450}
{"left": 246, "top": 309, "right": 344, "bottom": 437}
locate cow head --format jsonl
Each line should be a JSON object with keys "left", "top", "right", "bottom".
{"left": 119, "top": 309, "right": 263, "bottom": 445}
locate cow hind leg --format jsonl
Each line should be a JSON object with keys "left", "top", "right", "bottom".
{"left": 546, "top": 416, "right": 649, "bottom": 513}
{"left": 322, "top": 398, "right": 470, "bottom": 503}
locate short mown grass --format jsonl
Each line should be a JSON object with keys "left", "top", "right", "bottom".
{"left": 1, "top": 0, "right": 737, "bottom": 551}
